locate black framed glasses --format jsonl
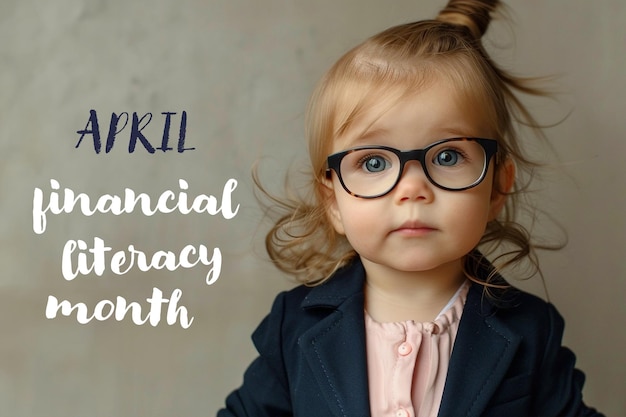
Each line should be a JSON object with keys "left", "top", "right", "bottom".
{"left": 325, "top": 138, "right": 498, "bottom": 198}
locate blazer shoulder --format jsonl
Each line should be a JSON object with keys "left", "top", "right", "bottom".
{"left": 250, "top": 260, "right": 367, "bottom": 371}
{"left": 493, "top": 285, "right": 563, "bottom": 326}
{"left": 462, "top": 281, "right": 568, "bottom": 365}
{"left": 251, "top": 283, "right": 314, "bottom": 345}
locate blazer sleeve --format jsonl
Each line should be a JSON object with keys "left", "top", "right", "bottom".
{"left": 532, "top": 303, "right": 604, "bottom": 417}
{"left": 217, "top": 292, "right": 293, "bottom": 417}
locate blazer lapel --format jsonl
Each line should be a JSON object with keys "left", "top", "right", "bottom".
{"left": 298, "top": 261, "right": 371, "bottom": 417}
{"left": 437, "top": 283, "right": 522, "bottom": 417}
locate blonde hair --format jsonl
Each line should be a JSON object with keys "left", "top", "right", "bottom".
{"left": 256, "top": 0, "right": 561, "bottom": 287}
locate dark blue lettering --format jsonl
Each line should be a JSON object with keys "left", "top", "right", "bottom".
{"left": 105, "top": 112, "right": 129, "bottom": 153}
{"left": 128, "top": 113, "right": 155, "bottom": 153}
{"left": 75, "top": 109, "right": 102, "bottom": 153}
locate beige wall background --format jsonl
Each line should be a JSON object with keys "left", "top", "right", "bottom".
{"left": 1, "top": 0, "right": 624, "bottom": 415}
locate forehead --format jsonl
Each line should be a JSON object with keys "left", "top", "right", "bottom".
{"left": 332, "top": 71, "right": 496, "bottom": 149}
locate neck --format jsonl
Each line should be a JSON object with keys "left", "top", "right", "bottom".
{"left": 362, "top": 258, "right": 466, "bottom": 323}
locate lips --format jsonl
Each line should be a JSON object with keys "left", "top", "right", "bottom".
{"left": 391, "top": 220, "right": 437, "bottom": 236}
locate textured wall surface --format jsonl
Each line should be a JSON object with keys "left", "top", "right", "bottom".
{"left": 1, "top": 0, "right": 624, "bottom": 415}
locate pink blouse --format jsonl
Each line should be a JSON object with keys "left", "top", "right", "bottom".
{"left": 365, "top": 281, "right": 470, "bottom": 417}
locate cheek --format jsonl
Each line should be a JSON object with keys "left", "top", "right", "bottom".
{"left": 445, "top": 190, "right": 493, "bottom": 234}
{"left": 333, "top": 196, "right": 383, "bottom": 239}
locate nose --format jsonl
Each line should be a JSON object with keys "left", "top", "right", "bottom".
{"left": 393, "top": 161, "right": 435, "bottom": 203}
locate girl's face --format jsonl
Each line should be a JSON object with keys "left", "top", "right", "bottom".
{"left": 324, "top": 77, "right": 509, "bottom": 279}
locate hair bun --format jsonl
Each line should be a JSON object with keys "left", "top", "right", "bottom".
{"left": 436, "top": 0, "right": 499, "bottom": 39}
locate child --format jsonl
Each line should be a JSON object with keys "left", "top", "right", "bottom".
{"left": 218, "top": 0, "right": 604, "bottom": 416}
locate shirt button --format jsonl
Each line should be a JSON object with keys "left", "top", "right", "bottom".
{"left": 395, "top": 408, "right": 409, "bottom": 417}
{"left": 397, "top": 342, "right": 412, "bottom": 356}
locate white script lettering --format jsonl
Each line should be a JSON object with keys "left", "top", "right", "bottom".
{"left": 61, "top": 237, "right": 222, "bottom": 285}
{"left": 33, "top": 178, "right": 239, "bottom": 234}
{"left": 45, "top": 287, "right": 194, "bottom": 328}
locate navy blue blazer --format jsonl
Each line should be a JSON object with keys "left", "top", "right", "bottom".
{"left": 218, "top": 258, "right": 603, "bottom": 417}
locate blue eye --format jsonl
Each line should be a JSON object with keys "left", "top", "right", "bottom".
{"left": 361, "top": 155, "right": 389, "bottom": 173}
{"left": 434, "top": 150, "right": 463, "bottom": 166}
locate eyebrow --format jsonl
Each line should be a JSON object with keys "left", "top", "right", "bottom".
{"left": 352, "top": 127, "right": 482, "bottom": 145}
{"left": 353, "top": 127, "right": 390, "bottom": 143}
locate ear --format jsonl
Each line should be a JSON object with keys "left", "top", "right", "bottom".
{"left": 489, "top": 158, "right": 515, "bottom": 221}
{"left": 319, "top": 177, "right": 346, "bottom": 235}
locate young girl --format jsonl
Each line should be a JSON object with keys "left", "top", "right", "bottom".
{"left": 219, "top": 1, "right": 604, "bottom": 416}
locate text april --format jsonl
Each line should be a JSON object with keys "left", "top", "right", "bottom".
{"left": 75, "top": 110, "right": 194, "bottom": 154}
